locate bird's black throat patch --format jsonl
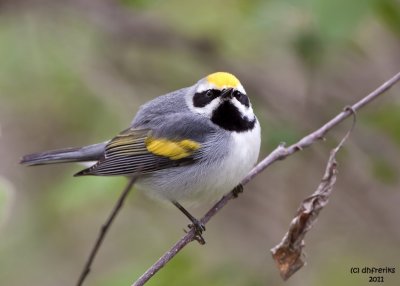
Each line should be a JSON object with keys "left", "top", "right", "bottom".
{"left": 211, "top": 101, "right": 256, "bottom": 132}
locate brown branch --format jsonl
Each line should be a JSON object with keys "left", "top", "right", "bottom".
{"left": 131, "top": 71, "right": 400, "bottom": 286}
{"left": 76, "top": 177, "right": 137, "bottom": 286}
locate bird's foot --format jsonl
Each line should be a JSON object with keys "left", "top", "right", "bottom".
{"left": 187, "top": 219, "right": 206, "bottom": 245}
{"left": 232, "top": 184, "right": 244, "bottom": 198}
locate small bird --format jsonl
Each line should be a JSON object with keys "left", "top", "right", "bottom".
{"left": 21, "top": 72, "right": 261, "bottom": 237}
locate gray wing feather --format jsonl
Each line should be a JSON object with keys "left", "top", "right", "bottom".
{"left": 75, "top": 112, "right": 217, "bottom": 176}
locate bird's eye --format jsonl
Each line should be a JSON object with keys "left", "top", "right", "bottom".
{"left": 233, "top": 90, "right": 241, "bottom": 98}
{"left": 206, "top": 90, "right": 213, "bottom": 97}
{"left": 233, "top": 90, "right": 250, "bottom": 107}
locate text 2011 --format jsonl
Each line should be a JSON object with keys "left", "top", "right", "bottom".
{"left": 369, "top": 276, "right": 384, "bottom": 283}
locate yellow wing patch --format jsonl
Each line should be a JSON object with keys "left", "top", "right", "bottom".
{"left": 145, "top": 137, "right": 200, "bottom": 160}
{"left": 206, "top": 72, "right": 240, "bottom": 89}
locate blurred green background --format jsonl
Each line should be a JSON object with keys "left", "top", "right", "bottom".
{"left": 0, "top": 0, "right": 399, "bottom": 285}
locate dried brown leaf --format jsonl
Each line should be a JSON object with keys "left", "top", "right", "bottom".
{"left": 271, "top": 108, "right": 355, "bottom": 280}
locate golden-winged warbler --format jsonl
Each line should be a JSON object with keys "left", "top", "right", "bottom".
{"left": 21, "top": 72, "right": 261, "bottom": 236}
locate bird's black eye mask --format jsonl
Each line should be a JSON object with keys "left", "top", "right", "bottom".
{"left": 232, "top": 90, "right": 250, "bottom": 107}
{"left": 193, "top": 89, "right": 250, "bottom": 108}
{"left": 193, "top": 89, "right": 221, "bottom": 107}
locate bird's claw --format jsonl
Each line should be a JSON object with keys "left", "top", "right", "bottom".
{"left": 232, "top": 184, "right": 244, "bottom": 198}
{"left": 188, "top": 219, "right": 206, "bottom": 244}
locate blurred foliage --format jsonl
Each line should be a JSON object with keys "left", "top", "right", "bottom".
{"left": 0, "top": 0, "right": 399, "bottom": 286}
{"left": 370, "top": 156, "right": 398, "bottom": 184}
{"left": 0, "top": 176, "right": 14, "bottom": 229}
{"left": 376, "top": 0, "right": 400, "bottom": 36}
{"left": 363, "top": 103, "right": 400, "bottom": 147}
{"left": 48, "top": 176, "right": 129, "bottom": 213}
{"left": 0, "top": 14, "right": 120, "bottom": 140}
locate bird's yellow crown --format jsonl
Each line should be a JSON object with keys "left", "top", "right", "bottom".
{"left": 206, "top": 72, "right": 240, "bottom": 89}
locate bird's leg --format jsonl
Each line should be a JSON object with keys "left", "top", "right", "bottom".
{"left": 172, "top": 201, "right": 206, "bottom": 244}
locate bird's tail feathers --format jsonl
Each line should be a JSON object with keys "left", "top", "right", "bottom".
{"left": 20, "top": 142, "right": 107, "bottom": 166}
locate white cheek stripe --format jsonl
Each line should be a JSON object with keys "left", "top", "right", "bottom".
{"left": 193, "top": 98, "right": 221, "bottom": 116}
{"left": 231, "top": 98, "right": 255, "bottom": 121}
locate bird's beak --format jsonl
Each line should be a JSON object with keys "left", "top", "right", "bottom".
{"left": 221, "top": 88, "right": 234, "bottom": 100}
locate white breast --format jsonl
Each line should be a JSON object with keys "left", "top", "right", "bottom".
{"left": 192, "top": 120, "right": 261, "bottom": 202}
{"left": 135, "top": 121, "right": 261, "bottom": 204}
{"left": 211, "top": 122, "right": 261, "bottom": 194}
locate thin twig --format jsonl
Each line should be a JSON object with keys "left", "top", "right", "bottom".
{"left": 76, "top": 177, "right": 137, "bottom": 286}
{"left": 132, "top": 71, "right": 400, "bottom": 286}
